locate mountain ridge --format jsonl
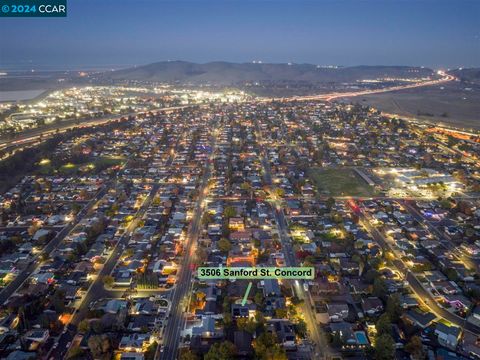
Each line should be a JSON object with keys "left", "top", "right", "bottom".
{"left": 100, "top": 61, "right": 437, "bottom": 85}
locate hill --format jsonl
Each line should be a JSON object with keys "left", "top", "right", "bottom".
{"left": 451, "top": 68, "right": 480, "bottom": 85}
{"left": 100, "top": 61, "right": 436, "bottom": 85}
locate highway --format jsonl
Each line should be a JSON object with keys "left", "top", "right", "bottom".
{"left": 0, "top": 106, "right": 207, "bottom": 359}
{"left": 0, "top": 105, "right": 196, "bottom": 159}
{"left": 0, "top": 71, "right": 456, "bottom": 161}
{"left": 0, "top": 72, "right": 460, "bottom": 359}
{"left": 159, "top": 131, "right": 216, "bottom": 360}
{"left": 283, "top": 71, "right": 456, "bottom": 102}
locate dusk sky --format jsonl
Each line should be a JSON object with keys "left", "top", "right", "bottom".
{"left": 0, "top": 0, "right": 479, "bottom": 70}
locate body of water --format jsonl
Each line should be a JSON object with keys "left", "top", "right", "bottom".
{"left": 0, "top": 90, "right": 46, "bottom": 102}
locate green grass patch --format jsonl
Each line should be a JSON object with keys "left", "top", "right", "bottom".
{"left": 37, "top": 159, "right": 54, "bottom": 175}
{"left": 59, "top": 162, "right": 78, "bottom": 174}
{"left": 93, "top": 156, "right": 124, "bottom": 170}
{"left": 36, "top": 155, "right": 124, "bottom": 176}
{"left": 308, "top": 168, "right": 377, "bottom": 197}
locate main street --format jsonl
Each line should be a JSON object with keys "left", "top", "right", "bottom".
{"left": 159, "top": 129, "right": 217, "bottom": 360}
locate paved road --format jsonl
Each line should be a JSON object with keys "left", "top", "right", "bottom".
{"left": 402, "top": 200, "right": 479, "bottom": 272}
{"left": 0, "top": 185, "right": 109, "bottom": 305}
{"left": 50, "top": 182, "right": 161, "bottom": 359}
{"left": 1, "top": 71, "right": 456, "bottom": 159}
{"left": 280, "top": 71, "right": 455, "bottom": 103}
{"left": 255, "top": 121, "right": 331, "bottom": 360}
{"left": 159, "top": 133, "right": 216, "bottom": 360}
{"left": 359, "top": 208, "right": 480, "bottom": 335}
{"left": 0, "top": 105, "right": 198, "bottom": 160}
{"left": 274, "top": 207, "right": 331, "bottom": 359}
{"left": 53, "top": 133, "right": 184, "bottom": 359}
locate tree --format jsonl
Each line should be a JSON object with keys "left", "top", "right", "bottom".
{"left": 179, "top": 349, "right": 199, "bottom": 360}
{"left": 72, "top": 203, "right": 82, "bottom": 215}
{"left": 331, "top": 212, "right": 343, "bottom": 223}
{"left": 39, "top": 251, "right": 51, "bottom": 262}
{"left": 236, "top": 317, "right": 257, "bottom": 333}
{"left": 51, "top": 290, "right": 66, "bottom": 313}
{"left": 369, "top": 257, "right": 383, "bottom": 271}
{"left": 296, "top": 319, "right": 307, "bottom": 338}
{"left": 223, "top": 312, "right": 232, "bottom": 327}
{"left": 373, "top": 277, "right": 387, "bottom": 300}
{"left": 145, "top": 341, "right": 158, "bottom": 360}
{"left": 202, "top": 212, "right": 214, "bottom": 226}
{"left": 374, "top": 334, "right": 395, "bottom": 360}
{"left": 445, "top": 268, "right": 459, "bottom": 282}
{"left": 326, "top": 197, "right": 335, "bottom": 210}
{"left": 405, "top": 336, "right": 425, "bottom": 360}
{"left": 375, "top": 313, "right": 391, "bottom": 335}
{"left": 217, "top": 238, "right": 232, "bottom": 253}
{"left": 364, "top": 269, "right": 379, "bottom": 284}
{"left": 439, "top": 198, "right": 453, "bottom": 209}
{"left": 204, "top": 341, "right": 237, "bottom": 360}
{"left": 465, "top": 226, "right": 475, "bottom": 238}
{"left": 90, "top": 319, "right": 104, "bottom": 334}
{"left": 386, "top": 293, "right": 402, "bottom": 322}
{"left": 254, "top": 291, "right": 264, "bottom": 307}
{"left": 303, "top": 255, "right": 315, "bottom": 267}
{"left": 223, "top": 206, "right": 237, "bottom": 219}
{"left": 66, "top": 345, "right": 85, "bottom": 359}
{"left": 78, "top": 319, "right": 90, "bottom": 333}
{"left": 87, "top": 334, "right": 111, "bottom": 360}
{"left": 254, "top": 311, "right": 266, "bottom": 330}
{"left": 124, "top": 248, "right": 134, "bottom": 258}
{"left": 195, "top": 290, "right": 206, "bottom": 302}
{"left": 196, "top": 246, "right": 208, "bottom": 264}
{"left": 274, "top": 187, "right": 285, "bottom": 198}
{"left": 27, "top": 222, "right": 40, "bottom": 236}
{"left": 275, "top": 308, "right": 288, "bottom": 318}
{"left": 253, "top": 332, "right": 287, "bottom": 360}
{"left": 240, "top": 182, "right": 252, "bottom": 192}
{"left": 102, "top": 275, "right": 114, "bottom": 287}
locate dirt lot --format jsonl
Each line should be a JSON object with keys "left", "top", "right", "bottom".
{"left": 342, "top": 82, "right": 480, "bottom": 130}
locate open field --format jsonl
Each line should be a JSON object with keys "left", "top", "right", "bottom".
{"left": 343, "top": 82, "right": 480, "bottom": 130}
{"left": 53, "top": 156, "right": 125, "bottom": 176}
{"left": 308, "top": 168, "right": 377, "bottom": 197}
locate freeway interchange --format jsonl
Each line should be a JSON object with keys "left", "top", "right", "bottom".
{"left": 0, "top": 71, "right": 455, "bottom": 161}
{"left": 3, "top": 71, "right": 480, "bottom": 360}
